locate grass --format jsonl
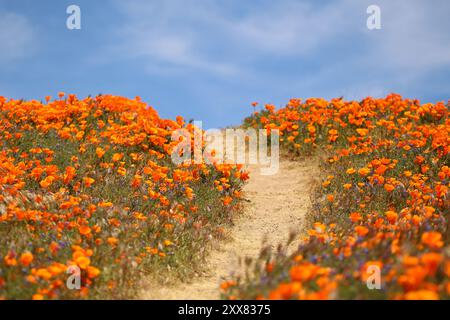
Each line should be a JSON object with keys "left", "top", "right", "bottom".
{"left": 222, "top": 94, "right": 449, "bottom": 300}
{"left": 0, "top": 94, "right": 248, "bottom": 299}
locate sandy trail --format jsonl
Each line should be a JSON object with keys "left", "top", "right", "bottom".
{"left": 140, "top": 159, "right": 317, "bottom": 300}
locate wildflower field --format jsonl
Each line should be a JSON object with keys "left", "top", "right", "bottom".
{"left": 0, "top": 94, "right": 247, "bottom": 299}
{"left": 1, "top": 93, "right": 449, "bottom": 300}
{"left": 223, "top": 94, "right": 449, "bottom": 300}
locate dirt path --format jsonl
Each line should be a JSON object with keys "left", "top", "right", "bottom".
{"left": 140, "top": 159, "right": 317, "bottom": 299}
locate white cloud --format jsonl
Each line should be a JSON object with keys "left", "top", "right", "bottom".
{"left": 0, "top": 12, "right": 36, "bottom": 64}
{"left": 226, "top": 1, "right": 356, "bottom": 55}
{"left": 118, "top": 26, "right": 238, "bottom": 76}
{"left": 112, "top": 0, "right": 238, "bottom": 76}
{"left": 111, "top": 0, "right": 359, "bottom": 76}
{"left": 363, "top": 0, "right": 450, "bottom": 72}
{"left": 109, "top": 0, "right": 450, "bottom": 84}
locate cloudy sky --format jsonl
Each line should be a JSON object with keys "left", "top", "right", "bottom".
{"left": 0, "top": 0, "right": 449, "bottom": 127}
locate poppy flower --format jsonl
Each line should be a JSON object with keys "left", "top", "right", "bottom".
{"left": 83, "top": 177, "right": 95, "bottom": 187}
{"left": 86, "top": 266, "right": 101, "bottom": 279}
{"left": 96, "top": 147, "right": 105, "bottom": 158}
{"left": 358, "top": 168, "right": 370, "bottom": 176}
{"left": 421, "top": 232, "right": 444, "bottom": 250}
{"left": 107, "top": 237, "right": 119, "bottom": 247}
{"left": 19, "top": 252, "right": 34, "bottom": 267}
{"left": 404, "top": 290, "right": 439, "bottom": 300}
{"left": 355, "top": 226, "right": 369, "bottom": 237}
{"left": 79, "top": 226, "right": 91, "bottom": 236}
{"left": 349, "top": 212, "right": 362, "bottom": 223}
{"left": 385, "top": 211, "right": 398, "bottom": 224}
{"left": 75, "top": 256, "right": 91, "bottom": 269}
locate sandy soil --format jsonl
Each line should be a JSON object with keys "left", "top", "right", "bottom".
{"left": 140, "top": 159, "right": 318, "bottom": 299}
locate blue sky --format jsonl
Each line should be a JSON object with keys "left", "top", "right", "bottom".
{"left": 0, "top": 0, "right": 449, "bottom": 128}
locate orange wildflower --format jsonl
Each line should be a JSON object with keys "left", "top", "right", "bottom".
{"left": 83, "top": 177, "right": 95, "bottom": 187}
{"left": 355, "top": 226, "right": 369, "bottom": 237}
{"left": 404, "top": 290, "right": 439, "bottom": 300}
{"left": 96, "top": 147, "right": 105, "bottom": 158}
{"left": 384, "top": 183, "right": 395, "bottom": 192}
{"left": 19, "top": 252, "right": 34, "bottom": 267}
{"left": 421, "top": 232, "right": 444, "bottom": 250}
{"left": 385, "top": 211, "right": 398, "bottom": 224}
{"left": 75, "top": 256, "right": 91, "bottom": 269}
